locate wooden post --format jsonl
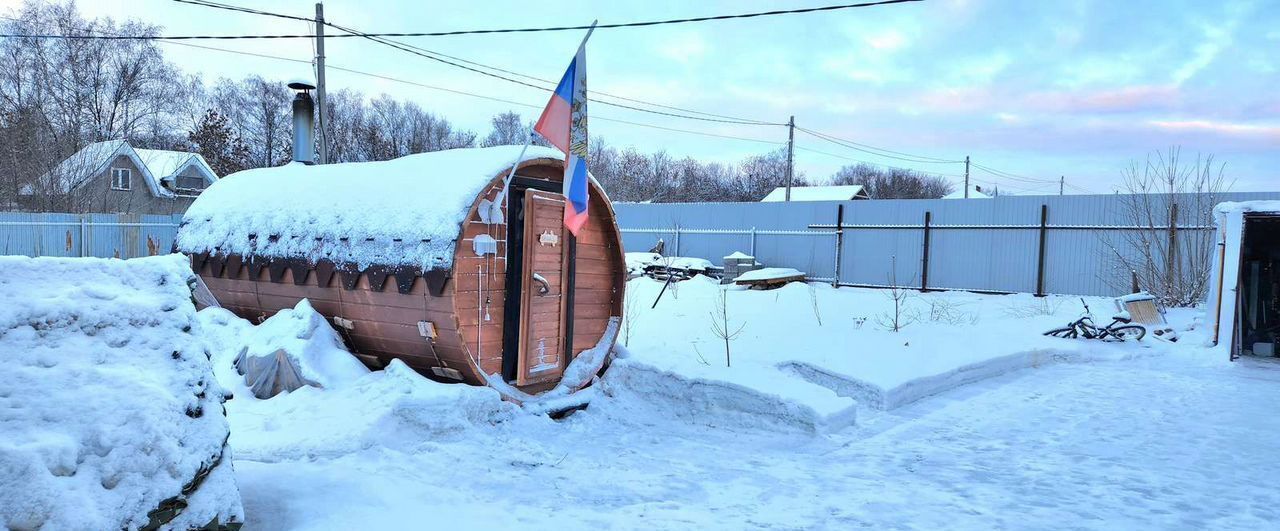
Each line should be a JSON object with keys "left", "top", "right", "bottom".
{"left": 1035, "top": 204, "right": 1048, "bottom": 297}
{"left": 833, "top": 204, "right": 845, "bottom": 287}
{"left": 921, "top": 211, "right": 931, "bottom": 292}
{"left": 784, "top": 116, "right": 795, "bottom": 201}
{"left": 314, "top": 2, "right": 328, "bottom": 164}
{"left": 563, "top": 232, "right": 577, "bottom": 362}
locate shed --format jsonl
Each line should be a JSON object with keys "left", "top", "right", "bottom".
{"left": 760, "top": 185, "right": 870, "bottom": 202}
{"left": 1207, "top": 201, "right": 1280, "bottom": 359}
{"left": 176, "top": 146, "right": 626, "bottom": 398}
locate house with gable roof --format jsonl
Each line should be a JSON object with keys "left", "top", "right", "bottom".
{"left": 18, "top": 140, "right": 219, "bottom": 214}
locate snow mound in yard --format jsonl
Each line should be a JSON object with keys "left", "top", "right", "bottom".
{"left": 197, "top": 310, "right": 516, "bottom": 459}
{"left": 0, "top": 255, "right": 243, "bottom": 531}
{"left": 228, "top": 299, "right": 369, "bottom": 398}
{"left": 600, "top": 358, "right": 857, "bottom": 433}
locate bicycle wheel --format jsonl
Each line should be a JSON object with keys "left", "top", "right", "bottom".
{"left": 1106, "top": 325, "right": 1146, "bottom": 341}
{"left": 1044, "top": 326, "right": 1077, "bottom": 339}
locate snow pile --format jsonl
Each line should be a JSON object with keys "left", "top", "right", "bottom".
{"left": 625, "top": 252, "right": 716, "bottom": 277}
{"left": 197, "top": 309, "right": 515, "bottom": 459}
{"left": 734, "top": 267, "right": 805, "bottom": 283}
{"left": 0, "top": 255, "right": 243, "bottom": 530}
{"left": 178, "top": 146, "right": 567, "bottom": 270}
{"left": 226, "top": 299, "right": 369, "bottom": 398}
{"left": 619, "top": 277, "right": 1181, "bottom": 420}
{"left": 601, "top": 358, "right": 858, "bottom": 433}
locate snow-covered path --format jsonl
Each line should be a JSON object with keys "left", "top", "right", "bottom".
{"left": 233, "top": 358, "right": 1280, "bottom": 530}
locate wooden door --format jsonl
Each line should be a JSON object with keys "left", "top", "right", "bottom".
{"left": 517, "top": 190, "right": 570, "bottom": 385}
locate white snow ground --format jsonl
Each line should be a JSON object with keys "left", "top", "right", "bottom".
{"left": 230, "top": 356, "right": 1280, "bottom": 530}
{"left": 13, "top": 256, "right": 1278, "bottom": 530}
{"left": 204, "top": 276, "right": 1280, "bottom": 530}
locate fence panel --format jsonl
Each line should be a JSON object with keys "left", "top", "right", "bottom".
{"left": 6, "top": 191, "right": 1279, "bottom": 297}
{"left": 0, "top": 212, "right": 184, "bottom": 259}
{"left": 612, "top": 191, "right": 1280, "bottom": 296}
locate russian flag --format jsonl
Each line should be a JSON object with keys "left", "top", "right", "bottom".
{"left": 534, "top": 42, "right": 589, "bottom": 236}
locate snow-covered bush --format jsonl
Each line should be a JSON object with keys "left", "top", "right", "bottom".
{"left": 0, "top": 255, "right": 243, "bottom": 530}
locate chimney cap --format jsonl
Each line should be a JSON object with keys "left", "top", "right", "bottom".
{"left": 287, "top": 78, "right": 316, "bottom": 91}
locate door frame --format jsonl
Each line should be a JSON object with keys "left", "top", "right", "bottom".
{"left": 500, "top": 175, "right": 578, "bottom": 384}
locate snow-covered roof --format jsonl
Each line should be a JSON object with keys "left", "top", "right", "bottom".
{"left": 942, "top": 185, "right": 991, "bottom": 199}
{"left": 0, "top": 255, "right": 243, "bottom": 529}
{"left": 761, "top": 185, "right": 869, "bottom": 202}
{"left": 23, "top": 140, "right": 217, "bottom": 198}
{"left": 136, "top": 148, "right": 218, "bottom": 189}
{"left": 178, "top": 145, "right": 570, "bottom": 271}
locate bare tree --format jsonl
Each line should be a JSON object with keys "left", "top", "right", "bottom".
{"left": 875, "top": 256, "right": 918, "bottom": 332}
{"left": 832, "top": 163, "right": 954, "bottom": 199}
{"left": 1104, "top": 147, "right": 1230, "bottom": 306}
{"left": 708, "top": 288, "right": 745, "bottom": 367}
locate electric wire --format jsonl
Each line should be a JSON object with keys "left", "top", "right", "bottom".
{"left": 2, "top": 0, "right": 923, "bottom": 40}
{"left": 796, "top": 126, "right": 965, "bottom": 164}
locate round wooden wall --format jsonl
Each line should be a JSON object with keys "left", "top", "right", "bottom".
{"left": 451, "top": 158, "right": 626, "bottom": 392}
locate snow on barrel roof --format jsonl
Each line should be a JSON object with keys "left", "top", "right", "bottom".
{"left": 178, "top": 145, "right": 565, "bottom": 270}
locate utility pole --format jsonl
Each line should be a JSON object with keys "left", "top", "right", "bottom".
{"left": 1059, "top": 176, "right": 1064, "bottom": 195}
{"left": 784, "top": 115, "right": 795, "bottom": 202}
{"left": 314, "top": 2, "right": 328, "bottom": 164}
{"left": 963, "top": 155, "right": 970, "bottom": 199}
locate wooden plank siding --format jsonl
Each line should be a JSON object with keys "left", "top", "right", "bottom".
{"left": 192, "top": 157, "right": 624, "bottom": 396}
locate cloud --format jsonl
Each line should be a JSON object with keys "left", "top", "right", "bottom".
{"left": 1146, "top": 119, "right": 1280, "bottom": 139}
{"left": 656, "top": 31, "right": 708, "bottom": 64}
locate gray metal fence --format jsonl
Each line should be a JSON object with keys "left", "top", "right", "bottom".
{"left": 0, "top": 212, "right": 184, "bottom": 259}
{"left": 614, "top": 192, "right": 1280, "bottom": 297}
{"left": 7, "top": 191, "right": 1279, "bottom": 297}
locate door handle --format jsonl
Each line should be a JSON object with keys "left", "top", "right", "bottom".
{"left": 531, "top": 272, "right": 550, "bottom": 296}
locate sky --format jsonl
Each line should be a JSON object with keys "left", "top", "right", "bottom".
{"left": 7, "top": 0, "right": 1278, "bottom": 194}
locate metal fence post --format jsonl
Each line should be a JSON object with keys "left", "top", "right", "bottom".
{"left": 749, "top": 226, "right": 756, "bottom": 257}
{"left": 79, "top": 215, "right": 86, "bottom": 257}
{"left": 833, "top": 204, "right": 844, "bottom": 287}
{"left": 1035, "top": 204, "right": 1048, "bottom": 297}
{"left": 921, "top": 211, "right": 931, "bottom": 292}
{"left": 674, "top": 225, "right": 681, "bottom": 257}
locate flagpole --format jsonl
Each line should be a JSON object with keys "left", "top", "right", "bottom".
{"left": 490, "top": 20, "right": 598, "bottom": 220}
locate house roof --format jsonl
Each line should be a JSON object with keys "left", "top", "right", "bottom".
{"left": 760, "top": 185, "right": 869, "bottom": 202}
{"left": 942, "top": 185, "right": 991, "bottom": 199}
{"left": 135, "top": 149, "right": 217, "bottom": 188}
{"left": 23, "top": 140, "right": 217, "bottom": 198}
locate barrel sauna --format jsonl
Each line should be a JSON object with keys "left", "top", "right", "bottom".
{"left": 177, "top": 146, "right": 625, "bottom": 398}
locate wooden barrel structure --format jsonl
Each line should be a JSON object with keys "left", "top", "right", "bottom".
{"left": 177, "top": 146, "right": 625, "bottom": 398}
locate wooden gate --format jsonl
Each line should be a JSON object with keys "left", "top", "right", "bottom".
{"left": 516, "top": 190, "right": 570, "bottom": 385}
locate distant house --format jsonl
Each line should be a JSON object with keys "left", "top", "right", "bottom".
{"left": 942, "top": 185, "right": 992, "bottom": 199}
{"left": 18, "top": 140, "right": 218, "bottom": 214}
{"left": 760, "top": 185, "right": 870, "bottom": 202}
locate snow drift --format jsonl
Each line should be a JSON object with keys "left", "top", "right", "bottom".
{"left": 0, "top": 255, "right": 243, "bottom": 530}
{"left": 228, "top": 299, "right": 369, "bottom": 398}
{"left": 197, "top": 309, "right": 517, "bottom": 459}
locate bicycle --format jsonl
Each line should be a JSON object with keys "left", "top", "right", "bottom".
{"left": 1043, "top": 298, "right": 1146, "bottom": 341}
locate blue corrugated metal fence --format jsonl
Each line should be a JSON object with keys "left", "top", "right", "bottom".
{"left": 0, "top": 212, "right": 184, "bottom": 259}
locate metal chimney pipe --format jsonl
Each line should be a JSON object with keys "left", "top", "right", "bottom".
{"left": 287, "top": 79, "right": 317, "bottom": 165}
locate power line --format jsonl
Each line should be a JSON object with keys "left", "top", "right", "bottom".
{"left": 0, "top": 14, "right": 786, "bottom": 148}
{"left": 172, "top": 0, "right": 313, "bottom": 23}
{"left": 3, "top": 0, "right": 921, "bottom": 40}
{"left": 795, "top": 126, "right": 964, "bottom": 164}
{"left": 327, "top": 25, "right": 781, "bottom": 125}
{"left": 321, "top": 20, "right": 778, "bottom": 126}
{"left": 970, "top": 162, "right": 1058, "bottom": 184}
{"left": 794, "top": 145, "right": 963, "bottom": 179}
{"left": 179, "top": 1, "right": 785, "bottom": 125}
